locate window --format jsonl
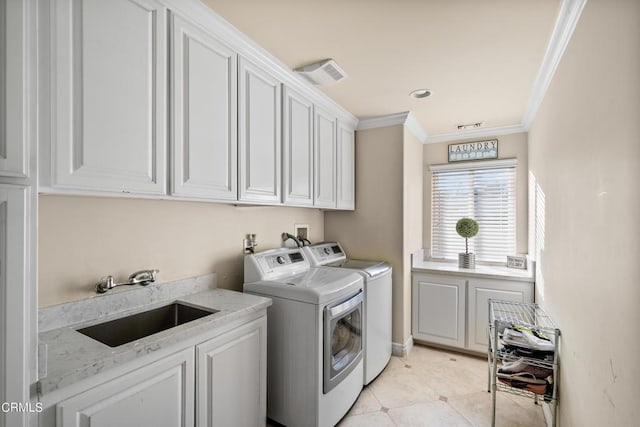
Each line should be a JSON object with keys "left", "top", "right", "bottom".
{"left": 430, "top": 159, "right": 516, "bottom": 263}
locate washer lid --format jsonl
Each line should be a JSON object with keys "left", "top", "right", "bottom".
{"left": 244, "top": 268, "right": 363, "bottom": 304}
{"left": 328, "top": 259, "right": 392, "bottom": 278}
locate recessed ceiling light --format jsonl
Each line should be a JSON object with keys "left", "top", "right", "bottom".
{"left": 409, "top": 88, "right": 432, "bottom": 99}
{"left": 457, "top": 122, "right": 484, "bottom": 130}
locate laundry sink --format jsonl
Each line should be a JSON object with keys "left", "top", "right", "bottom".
{"left": 77, "top": 302, "right": 218, "bottom": 347}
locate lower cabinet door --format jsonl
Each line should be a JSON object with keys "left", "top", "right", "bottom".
{"left": 56, "top": 348, "right": 195, "bottom": 427}
{"left": 412, "top": 273, "right": 466, "bottom": 348}
{"left": 196, "top": 316, "right": 267, "bottom": 427}
{"left": 467, "top": 278, "right": 533, "bottom": 353}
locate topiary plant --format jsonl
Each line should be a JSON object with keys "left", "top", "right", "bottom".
{"left": 456, "top": 217, "right": 479, "bottom": 254}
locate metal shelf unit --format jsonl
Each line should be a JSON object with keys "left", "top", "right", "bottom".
{"left": 487, "top": 299, "right": 561, "bottom": 427}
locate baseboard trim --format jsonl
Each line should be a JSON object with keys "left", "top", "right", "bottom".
{"left": 392, "top": 335, "right": 414, "bottom": 357}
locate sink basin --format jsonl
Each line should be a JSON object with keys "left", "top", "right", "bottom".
{"left": 77, "top": 302, "right": 218, "bottom": 347}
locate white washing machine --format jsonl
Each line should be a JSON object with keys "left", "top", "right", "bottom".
{"left": 303, "top": 242, "right": 392, "bottom": 385}
{"left": 244, "top": 247, "right": 364, "bottom": 427}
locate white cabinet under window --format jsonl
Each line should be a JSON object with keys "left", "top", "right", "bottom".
{"left": 467, "top": 277, "right": 532, "bottom": 353}
{"left": 313, "top": 106, "right": 336, "bottom": 208}
{"left": 282, "top": 86, "right": 314, "bottom": 206}
{"left": 412, "top": 270, "right": 533, "bottom": 353}
{"left": 57, "top": 348, "right": 195, "bottom": 427}
{"left": 170, "top": 14, "right": 237, "bottom": 201}
{"left": 196, "top": 316, "right": 267, "bottom": 427}
{"left": 336, "top": 122, "right": 355, "bottom": 210}
{"left": 50, "top": 0, "right": 167, "bottom": 194}
{"left": 412, "top": 273, "right": 466, "bottom": 348}
{"left": 238, "top": 57, "right": 282, "bottom": 204}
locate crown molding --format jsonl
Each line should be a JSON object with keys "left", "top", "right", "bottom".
{"left": 424, "top": 123, "right": 527, "bottom": 145}
{"left": 161, "top": 0, "right": 359, "bottom": 129}
{"left": 357, "top": 112, "right": 429, "bottom": 143}
{"left": 521, "top": 0, "right": 587, "bottom": 130}
{"left": 357, "top": 112, "right": 411, "bottom": 130}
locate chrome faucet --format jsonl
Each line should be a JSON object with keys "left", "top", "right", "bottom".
{"left": 96, "top": 269, "right": 159, "bottom": 293}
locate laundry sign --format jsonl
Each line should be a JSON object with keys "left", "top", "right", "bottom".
{"left": 448, "top": 139, "right": 498, "bottom": 162}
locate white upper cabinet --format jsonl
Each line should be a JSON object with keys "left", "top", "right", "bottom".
{"left": 0, "top": 0, "right": 28, "bottom": 178}
{"left": 50, "top": 0, "right": 167, "bottom": 194}
{"left": 314, "top": 106, "right": 337, "bottom": 208}
{"left": 238, "top": 57, "right": 282, "bottom": 203}
{"left": 170, "top": 13, "right": 237, "bottom": 200}
{"left": 282, "top": 86, "right": 313, "bottom": 206}
{"left": 336, "top": 122, "right": 355, "bottom": 210}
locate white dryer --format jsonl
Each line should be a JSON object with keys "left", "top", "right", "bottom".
{"left": 244, "top": 247, "right": 364, "bottom": 427}
{"left": 303, "top": 242, "right": 392, "bottom": 385}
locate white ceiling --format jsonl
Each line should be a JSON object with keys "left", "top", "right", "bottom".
{"left": 202, "top": 0, "right": 563, "bottom": 141}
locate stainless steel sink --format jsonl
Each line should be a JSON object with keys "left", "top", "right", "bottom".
{"left": 77, "top": 302, "right": 218, "bottom": 347}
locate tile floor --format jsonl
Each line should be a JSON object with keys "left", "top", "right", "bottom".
{"left": 337, "top": 344, "right": 546, "bottom": 427}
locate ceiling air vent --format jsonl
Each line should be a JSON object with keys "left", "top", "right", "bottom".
{"left": 294, "top": 59, "right": 347, "bottom": 86}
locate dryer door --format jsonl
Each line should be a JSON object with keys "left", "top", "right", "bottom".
{"left": 323, "top": 291, "right": 363, "bottom": 393}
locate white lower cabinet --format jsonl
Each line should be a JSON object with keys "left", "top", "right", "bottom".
{"left": 412, "top": 274, "right": 466, "bottom": 348}
{"left": 412, "top": 272, "right": 533, "bottom": 353}
{"left": 467, "top": 278, "right": 532, "bottom": 353}
{"left": 196, "top": 316, "right": 267, "bottom": 427}
{"left": 56, "top": 348, "right": 195, "bottom": 427}
{"left": 41, "top": 313, "right": 267, "bottom": 427}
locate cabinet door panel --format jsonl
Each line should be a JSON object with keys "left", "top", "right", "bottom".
{"left": 282, "top": 87, "right": 313, "bottom": 206}
{"left": 52, "top": 0, "right": 166, "bottom": 194}
{"left": 57, "top": 348, "right": 194, "bottom": 427}
{"left": 0, "top": 185, "right": 30, "bottom": 427}
{"left": 336, "top": 123, "right": 354, "bottom": 210}
{"left": 171, "top": 14, "right": 237, "bottom": 200}
{"left": 468, "top": 278, "right": 533, "bottom": 353}
{"left": 0, "top": 0, "right": 28, "bottom": 177}
{"left": 239, "top": 58, "right": 281, "bottom": 203}
{"left": 197, "top": 317, "right": 267, "bottom": 427}
{"left": 412, "top": 274, "right": 466, "bottom": 348}
{"left": 313, "top": 107, "right": 336, "bottom": 208}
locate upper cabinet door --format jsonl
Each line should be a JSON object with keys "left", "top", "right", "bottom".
{"left": 336, "top": 123, "right": 355, "bottom": 210}
{"left": 170, "top": 14, "right": 237, "bottom": 200}
{"left": 0, "top": 0, "right": 28, "bottom": 178}
{"left": 238, "top": 58, "right": 282, "bottom": 204}
{"left": 282, "top": 87, "right": 313, "bottom": 206}
{"left": 314, "top": 106, "right": 336, "bottom": 208}
{"left": 51, "top": 0, "right": 167, "bottom": 194}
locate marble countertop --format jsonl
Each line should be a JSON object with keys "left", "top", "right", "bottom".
{"left": 412, "top": 251, "right": 535, "bottom": 282}
{"left": 37, "top": 274, "right": 271, "bottom": 395}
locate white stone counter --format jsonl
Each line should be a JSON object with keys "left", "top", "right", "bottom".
{"left": 412, "top": 250, "right": 535, "bottom": 282}
{"left": 37, "top": 274, "right": 271, "bottom": 395}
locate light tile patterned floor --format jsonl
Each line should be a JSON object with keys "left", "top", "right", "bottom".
{"left": 337, "top": 344, "right": 546, "bottom": 427}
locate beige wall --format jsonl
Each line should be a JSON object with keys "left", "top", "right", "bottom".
{"left": 422, "top": 132, "right": 529, "bottom": 255}
{"left": 38, "top": 195, "right": 324, "bottom": 307}
{"left": 325, "top": 125, "right": 406, "bottom": 343}
{"left": 528, "top": 0, "right": 640, "bottom": 425}
{"left": 402, "top": 128, "right": 424, "bottom": 340}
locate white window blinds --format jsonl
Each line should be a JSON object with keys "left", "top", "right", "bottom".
{"left": 430, "top": 160, "right": 516, "bottom": 263}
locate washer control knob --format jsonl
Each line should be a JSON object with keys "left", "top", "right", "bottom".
{"left": 276, "top": 255, "right": 286, "bottom": 265}
{"left": 323, "top": 247, "right": 331, "bottom": 255}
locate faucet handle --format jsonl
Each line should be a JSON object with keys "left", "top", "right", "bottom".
{"left": 96, "top": 275, "right": 115, "bottom": 293}
{"left": 128, "top": 269, "right": 159, "bottom": 285}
